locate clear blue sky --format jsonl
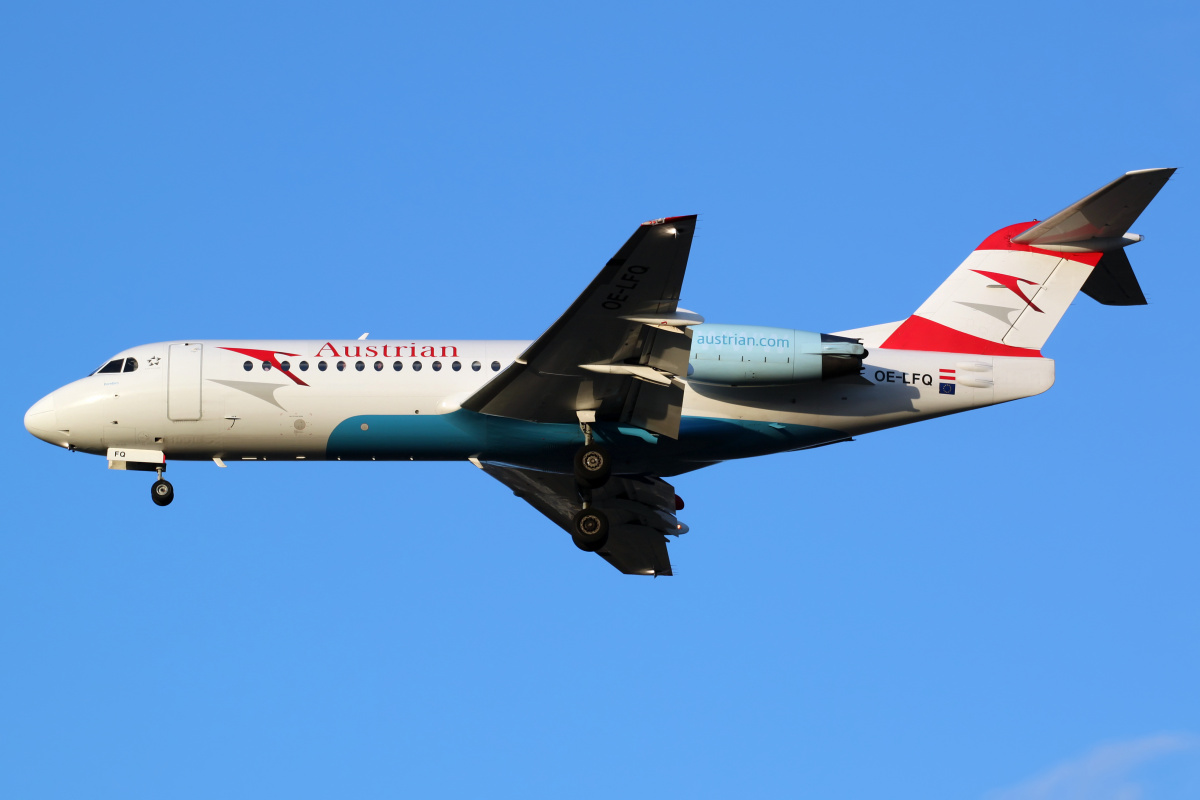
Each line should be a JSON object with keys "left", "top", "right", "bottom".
{"left": 3, "top": 2, "right": 1199, "bottom": 798}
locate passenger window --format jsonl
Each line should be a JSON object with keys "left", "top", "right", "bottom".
{"left": 491, "top": 361, "right": 501, "bottom": 371}
{"left": 471, "top": 361, "right": 481, "bottom": 371}
{"left": 123, "top": 358, "right": 138, "bottom": 372}
{"left": 432, "top": 361, "right": 442, "bottom": 371}
{"left": 412, "top": 361, "right": 422, "bottom": 372}
{"left": 299, "top": 361, "right": 309, "bottom": 371}
{"left": 318, "top": 361, "right": 328, "bottom": 371}
{"left": 281, "top": 361, "right": 291, "bottom": 372}
{"left": 393, "top": 361, "right": 403, "bottom": 371}
{"left": 452, "top": 361, "right": 461, "bottom": 371}
{"left": 262, "top": 361, "right": 272, "bottom": 371}
{"left": 355, "top": 360, "right": 365, "bottom": 371}
{"left": 374, "top": 361, "right": 383, "bottom": 371}
{"left": 243, "top": 361, "right": 253, "bottom": 371}
{"left": 337, "top": 361, "right": 346, "bottom": 371}
{"left": 97, "top": 359, "right": 123, "bottom": 374}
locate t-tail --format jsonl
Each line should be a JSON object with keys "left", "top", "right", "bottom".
{"left": 879, "top": 168, "right": 1175, "bottom": 357}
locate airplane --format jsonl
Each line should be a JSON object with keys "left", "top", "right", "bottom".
{"left": 24, "top": 169, "right": 1174, "bottom": 576}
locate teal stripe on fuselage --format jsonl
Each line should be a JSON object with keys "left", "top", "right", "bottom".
{"left": 326, "top": 410, "right": 847, "bottom": 475}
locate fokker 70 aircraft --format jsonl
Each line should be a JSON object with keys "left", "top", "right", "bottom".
{"left": 25, "top": 170, "right": 1174, "bottom": 575}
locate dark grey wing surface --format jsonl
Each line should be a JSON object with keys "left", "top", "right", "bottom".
{"left": 462, "top": 216, "right": 699, "bottom": 438}
{"left": 481, "top": 463, "right": 680, "bottom": 576}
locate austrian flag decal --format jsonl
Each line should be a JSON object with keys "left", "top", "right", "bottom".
{"left": 939, "top": 368, "right": 955, "bottom": 395}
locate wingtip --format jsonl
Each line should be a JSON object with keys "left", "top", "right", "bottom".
{"left": 641, "top": 214, "right": 697, "bottom": 226}
{"left": 1125, "top": 167, "right": 1177, "bottom": 177}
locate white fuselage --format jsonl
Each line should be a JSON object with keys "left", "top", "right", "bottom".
{"left": 24, "top": 336, "right": 1055, "bottom": 476}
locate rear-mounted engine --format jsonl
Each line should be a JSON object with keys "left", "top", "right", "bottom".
{"left": 687, "top": 324, "right": 866, "bottom": 387}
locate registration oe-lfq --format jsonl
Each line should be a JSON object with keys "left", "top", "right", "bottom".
{"left": 25, "top": 170, "right": 1174, "bottom": 575}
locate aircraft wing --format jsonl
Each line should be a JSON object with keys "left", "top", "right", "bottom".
{"left": 461, "top": 216, "right": 699, "bottom": 438}
{"left": 480, "top": 463, "right": 681, "bottom": 576}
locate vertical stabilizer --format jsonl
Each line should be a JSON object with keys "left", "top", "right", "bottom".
{"left": 880, "top": 169, "right": 1174, "bottom": 356}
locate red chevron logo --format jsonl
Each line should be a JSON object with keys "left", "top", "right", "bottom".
{"left": 971, "top": 270, "right": 1043, "bottom": 313}
{"left": 219, "top": 347, "right": 309, "bottom": 386}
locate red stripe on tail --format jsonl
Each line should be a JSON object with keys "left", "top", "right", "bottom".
{"left": 976, "top": 221, "right": 1104, "bottom": 266}
{"left": 880, "top": 316, "right": 1042, "bottom": 357}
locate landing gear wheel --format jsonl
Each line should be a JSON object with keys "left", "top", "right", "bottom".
{"left": 572, "top": 508, "right": 609, "bottom": 552}
{"left": 573, "top": 443, "right": 611, "bottom": 489}
{"left": 151, "top": 479, "right": 174, "bottom": 507}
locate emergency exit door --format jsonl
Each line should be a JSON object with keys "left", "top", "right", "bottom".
{"left": 168, "top": 343, "right": 203, "bottom": 421}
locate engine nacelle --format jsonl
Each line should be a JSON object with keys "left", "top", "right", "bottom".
{"left": 688, "top": 323, "right": 865, "bottom": 386}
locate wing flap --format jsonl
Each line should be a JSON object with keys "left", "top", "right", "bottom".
{"left": 600, "top": 524, "right": 673, "bottom": 576}
{"left": 624, "top": 380, "right": 683, "bottom": 439}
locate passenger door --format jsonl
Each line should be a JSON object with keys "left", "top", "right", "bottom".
{"left": 167, "top": 343, "right": 203, "bottom": 421}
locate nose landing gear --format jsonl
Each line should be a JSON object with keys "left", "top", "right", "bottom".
{"left": 151, "top": 467, "right": 174, "bottom": 507}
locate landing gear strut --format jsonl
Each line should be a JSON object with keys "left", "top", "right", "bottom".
{"left": 151, "top": 467, "right": 174, "bottom": 507}
{"left": 571, "top": 420, "right": 610, "bottom": 551}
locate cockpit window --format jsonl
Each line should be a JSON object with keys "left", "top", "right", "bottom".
{"left": 94, "top": 359, "right": 123, "bottom": 375}
{"left": 123, "top": 358, "right": 138, "bottom": 372}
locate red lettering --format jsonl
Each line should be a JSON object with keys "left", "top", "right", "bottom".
{"left": 346, "top": 345, "right": 361, "bottom": 357}
{"left": 420, "top": 345, "right": 436, "bottom": 358}
{"left": 440, "top": 345, "right": 458, "bottom": 358}
{"left": 315, "top": 342, "right": 340, "bottom": 357}
{"left": 382, "top": 344, "right": 391, "bottom": 357}
{"left": 365, "top": 345, "right": 378, "bottom": 357}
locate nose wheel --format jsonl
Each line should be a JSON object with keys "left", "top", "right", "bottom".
{"left": 151, "top": 468, "right": 174, "bottom": 506}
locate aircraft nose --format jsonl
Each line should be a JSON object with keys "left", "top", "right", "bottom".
{"left": 24, "top": 392, "right": 62, "bottom": 445}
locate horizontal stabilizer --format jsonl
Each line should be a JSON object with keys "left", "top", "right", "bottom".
{"left": 1012, "top": 168, "right": 1175, "bottom": 248}
{"left": 1081, "top": 248, "right": 1147, "bottom": 306}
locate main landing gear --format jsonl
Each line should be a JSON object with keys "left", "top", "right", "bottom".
{"left": 571, "top": 422, "right": 611, "bottom": 552}
{"left": 573, "top": 442, "right": 611, "bottom": 488}
{"left": 151, "top": 467, "right": 174, "bottom": 507}
{"left": 572, "top": 507, "right": 609, "bottom": 551}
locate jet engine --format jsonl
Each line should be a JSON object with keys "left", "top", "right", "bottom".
{"left": 687, "top": 324, "right": 866, "bottom": 386}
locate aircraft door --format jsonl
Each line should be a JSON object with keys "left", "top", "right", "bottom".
{"left": 168, "top": 343, "right": 203, "bottom": 421}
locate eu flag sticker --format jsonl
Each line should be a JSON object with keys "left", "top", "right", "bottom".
{"left": 939, "top": 383, "right": 955, "bottom": 395}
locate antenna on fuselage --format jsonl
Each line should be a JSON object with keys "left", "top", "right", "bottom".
{"left": 358, "top": 333, "right": 369, "bottom": 339}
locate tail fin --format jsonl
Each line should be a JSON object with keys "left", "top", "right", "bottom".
{"left": 881, "top": 169, "right": 1174, "bottom": 356}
